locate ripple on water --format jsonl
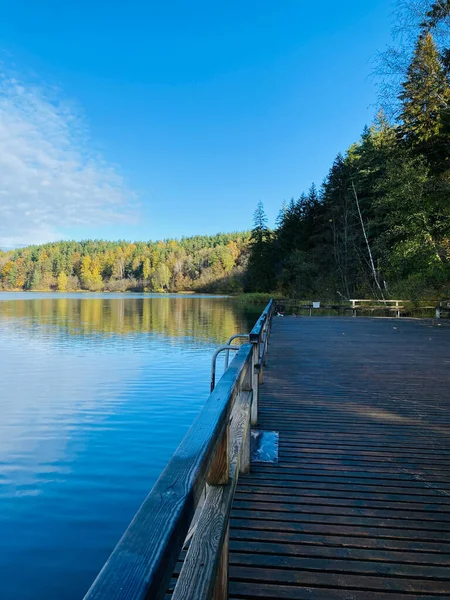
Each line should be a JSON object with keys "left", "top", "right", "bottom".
{"left": 0, "top": 294, "right": 261, "bottom": 600}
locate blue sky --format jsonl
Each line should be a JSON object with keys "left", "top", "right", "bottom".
{"left": 0, "top": 0, "right": 395, "bottom": 247}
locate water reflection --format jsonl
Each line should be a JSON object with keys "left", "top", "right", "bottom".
{"left": 0, "top": 294, "right": 260, "bottom": 600}
{"left": 0, "top": 293, "right": 257, "bottom": 344}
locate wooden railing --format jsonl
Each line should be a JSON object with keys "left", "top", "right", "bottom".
{"left": 84, "top": 299, "right": 274, "bottom": 600}
{"left": 275, "top": 298, "right": 444, "bottom": 318}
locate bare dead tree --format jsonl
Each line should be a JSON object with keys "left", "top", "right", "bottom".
{"left": 373, "top": 0, "right": 450, "bottom": 119}
{"left": 352, "top": 182, "right": 386, "bottom": 300}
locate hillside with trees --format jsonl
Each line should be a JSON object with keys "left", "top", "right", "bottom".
{"left": 247, "top": 1, "right": 450, "bottom": 301}
{"left": 2, "top": 2, "right": 449, "bottom": 301}
{"left": 0, "top": 234, "right": 250, "bottom": 293}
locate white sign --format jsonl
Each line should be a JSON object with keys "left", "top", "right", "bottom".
{"left": 312, "top": 301, "right": 321, "bottom": 309}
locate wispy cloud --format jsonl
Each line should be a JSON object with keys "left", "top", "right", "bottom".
{"left": 0, "top": 69, "right": 137, "bottom": 248}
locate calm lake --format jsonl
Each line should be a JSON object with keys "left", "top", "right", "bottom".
{"left": 0, "top": 293, "right": 261, "bottom": 600}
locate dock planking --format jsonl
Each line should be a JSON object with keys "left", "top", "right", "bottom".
{"left": 229, "top": 317, "right": 450, "bottom": 600}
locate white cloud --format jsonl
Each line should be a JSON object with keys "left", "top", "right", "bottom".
{"left": 0, "top": 71, "right": 137, "bottom": 248}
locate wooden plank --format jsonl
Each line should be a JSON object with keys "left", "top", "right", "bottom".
{"left": 229, "top": 526, "right": 450, "bottom": 553}
{"left": 235, "top": 475, "right": 450, "bottom": 495}
{"left": 237, "top": 473, "right": 450, "bottom": 492}
{"left": 228, "top": 539, "right": 450, "bottom": 566}
{"left": 229, "top": 552, "right": 450, "bottom": 579}
{"left": 249, "top": 463, "right": 450, "bottom": 480}
{"left": 232, "top": 498, "right": 450, "bottom": 522}
{"left": 229, "top": 581, "right": 441, "bottom": 600}
{"left": 229, "top": 565, "right": 450, "bottom": 594}
{"left": 230, "top": 515, "right": 450, "bottom": 540}
{"left": 234, "top": 485, "right": 450, "bottom": 506}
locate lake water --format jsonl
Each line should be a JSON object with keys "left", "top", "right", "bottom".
{"left": 0, "top": 293, "right": 261, "bottom": 600}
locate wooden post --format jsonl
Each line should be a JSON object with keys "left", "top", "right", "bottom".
{"left": 266, "top": 313, "right": 272, "bottom": 349}
{"left": 258, "top": 330, "right": 265, "bottom": 384}
{"left": 240, "top": 360, "right": 251, "bottom": 474}
{"left": 263, "top": 330, "right": 269, "bottom": 365}
{"left": 207, "top": 428, "right": 229, "bottom": 600}
{"left": 251, "top": 342, "right": 259, "bottom": 426}
{"left": 207, "top": 426, "right": 229, "bottom": 486}
{"left": 212, "top": 524, "right": 229, "bottom": 600}
{"left": 207, "top": 424, "right": 229, "bottom": 600}
{"left": 240, "top": 420, "right": 251, "bottom": 474}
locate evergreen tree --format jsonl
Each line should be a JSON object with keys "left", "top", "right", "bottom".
{"left": 275, "top": 201, "right": 287, "bottom": 229}
{"left": 246, "top": 202, "right": 275, "bottom": 292}
{"left": 399, "top": 32, "right": 450, "bottom": 169}
{"left": 30, "top": 268, "right": 41, "bottom": 291}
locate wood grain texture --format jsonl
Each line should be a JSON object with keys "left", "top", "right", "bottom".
{"left": 84, "top": 344, "right": 253, "bottom": 600}
{"left": 171, "top": 392, "right": 252, "bottom": 600}
{"left": 250, "top": 344, "right": 259, "bottom": 426}
{"left": 230, "top": 317, "right": 450, "bottom": 600}
{"left": 207, "top": 428, "right": 229, "bottom": 486}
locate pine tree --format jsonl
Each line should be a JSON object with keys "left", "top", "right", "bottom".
{"left": 399, "top": 32, "right": 450, "bottom": 169}
{"left": 30, "top": 268, "right": 41, "bottom": 290}
{"left": 251, "top": 201, "right": 269, "bottom": 245}
{"left": 247, "top": 202, "right": 275, "bottom": 292}
{"left": 275, "top": 201, "right": 287, "bottom": 230}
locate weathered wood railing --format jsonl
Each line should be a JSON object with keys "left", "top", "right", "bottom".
{"left": 84, "top": 299, "right": 274, "bottom": 600}
{"left": 275, "top": 298, "right": 445, "bottom": 318}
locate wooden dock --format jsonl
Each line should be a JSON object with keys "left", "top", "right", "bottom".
{"left": 229, "top": 317, "right": 450, "bottom": 599}
{"left": 84, "top": 306, "right": 450, "bottom": 600}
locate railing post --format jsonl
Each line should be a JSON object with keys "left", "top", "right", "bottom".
{"left": 212, "top": 524, "right": 229, "bottom": 600}
{"left": 258, "top": 328, "right": 265, "bottom": 384}
{"left": 207, "top": 424, "right": 229, "bottom": 600}
{"left": 240, "top": 357, "right": 253, "bottom": 475}
{"left": 207, "top": 426, "right": 229, "bottom": 486}
{"left": 251, "top": 341, "right": 259, "bottom": 426}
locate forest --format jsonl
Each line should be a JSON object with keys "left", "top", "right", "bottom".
{"left": 247, "top": 1, "right": 450, "bottom": 301}
{"left": 1, "top": 1, "right": 449, "bottom": 300}
{"left": 0, "top": 234, "right": 250, "bottom": 293}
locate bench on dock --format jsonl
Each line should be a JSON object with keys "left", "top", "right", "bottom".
{"left": 349, "top": 299, "right": 406, "bottom": 317}
{"left": 277, "top": 297, "right": 448, "bottom": 318}
{"left": 436, "top": 300, "right": 450, "bottom": 318}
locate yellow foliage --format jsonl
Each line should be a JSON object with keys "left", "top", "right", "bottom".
{"left": 57, "top": 272, "right": 68, "bottom": 291}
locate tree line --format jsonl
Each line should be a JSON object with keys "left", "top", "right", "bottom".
{"left": 247, "top": 1, "right": 450, "bottom": 300}
{"left": 2, "top": 2, "right": 449, "bottom": 300}
{"left": 0, "top": 234, "right": 250, "bottom": 293}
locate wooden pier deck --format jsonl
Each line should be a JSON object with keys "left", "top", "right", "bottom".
{"left": 85, "top": 307, "right": 450, "bottom": 600}
{"left": 229, "top": 317, "right": 450, "bottom": 599}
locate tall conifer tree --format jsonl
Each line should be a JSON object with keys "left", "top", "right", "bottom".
{"left": 399, "top": 32, "right": 450, "bottom": 169}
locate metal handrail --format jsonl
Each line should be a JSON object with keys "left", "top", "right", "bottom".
{"left": 224, "top": 333, "right": 249, "bottom": 369}
{"left": 210, "top": 345, "right": 240, "bottom": 392}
